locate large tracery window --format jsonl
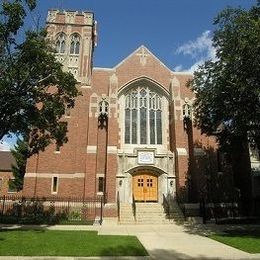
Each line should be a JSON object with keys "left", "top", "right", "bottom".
{"left": 125, "top": 86, "right": 162, "bottom": 145}
{"left": 55, "top": 33, "right": 66, "bottom": 54}
{"left": 70, "top": 34, "right": 81, "bottom": 54}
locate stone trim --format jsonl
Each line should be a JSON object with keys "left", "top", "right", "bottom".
{"left": 176, "top": 148, "right": 187, "bottom": 156}
{"left": 172, "top": 71, "right": 193, "bottom": 76}
{"left": 93, "top": 67, "right": 115, "bottom": 71}
{"left": 25, "top": 172, "right": 85, "bottom": 178}
{"left": 87, "top": 145, "right": 97, "bottom": 153}
{"left": 96, "top": 173, "right": 105, "bottom": 178}
{"left": 81, "top": 85, "right": 91, "bottom": 89}
{"left": 107, "top": 146, "right": 117, "bottom": 154}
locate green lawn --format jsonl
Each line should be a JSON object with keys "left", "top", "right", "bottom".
{"left": 210, "top": 230, "right": 260, "bottom": 253}
{"left": 0, "top": 230, "right": 148, "bottom": 256}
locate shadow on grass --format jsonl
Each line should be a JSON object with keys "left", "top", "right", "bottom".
{"left": 0, "top": 224, "right": 50, "bottom": 232}
{"left": 220, "top": 229, "right": 260, "bottom": 238}
{"left": 100, "top": 244, "right": 147, "bottom": 256}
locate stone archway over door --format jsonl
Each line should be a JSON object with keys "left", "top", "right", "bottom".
{"left": 133, "top": 172, "right": 158, "bottom": 202}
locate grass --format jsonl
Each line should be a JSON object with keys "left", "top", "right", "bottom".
{"left": 0, "top": 230, "right": 148, "bottom": 256}
{"left": 210, "top": 230, "right": 260, "bottom": 253}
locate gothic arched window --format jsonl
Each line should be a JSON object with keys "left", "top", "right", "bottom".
{"left": 55, "top": 33, "right": 66, "bottom": 54}
{"left": 70, "top": 34, "right": 81, "bottom": 54}
{"left": 125, "top": 86, "right": 162, "bottom": 145}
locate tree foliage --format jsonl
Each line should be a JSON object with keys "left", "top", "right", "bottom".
{"left": 189, "top": 2, "right": 260, "bottom": 207}
{"left": 189, "top": 3, "right": 260, "bottom": 150}
{"left": 10, "top": 138, "right": 30, "bottom": 191}
{"left": 0, "top": 0, "right": 79, "bottom": 155}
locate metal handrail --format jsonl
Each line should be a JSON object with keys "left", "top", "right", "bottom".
{"left": 100, "top": 195, "right": 103, "bottom": 224}
{"left": 132, "top": 195, "right": 136, "bottom": 222}
{"left": 162, "top": 193, "right": 170, "bottom": 218}
{"left": 117, "top": 191, "right": 120, "bottom": 222}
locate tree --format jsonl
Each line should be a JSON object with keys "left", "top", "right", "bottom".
{"left": 10, "top": 138, "right": 30, "bottom": 191}
{"left": 0, "top": 0, "right": 79, "bottom": 155}
{"left": 189, "top": 2, "right": 260, "bottom": 211}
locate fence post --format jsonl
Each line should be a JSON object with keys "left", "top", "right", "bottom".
{"left": 200, "top": 198, "right": 206, "bottom": 224}
{"left": 100, "top": 196, "right": 103, "bottom": 225}
{"left": 68, "top": 197, "right": 70, "bottom": 215}
{"left": 1, "top": 195, "right": 6, "bottom": 218}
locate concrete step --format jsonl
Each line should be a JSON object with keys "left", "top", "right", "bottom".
{"left": 119, "top": 202, "right": 185, "bottom": 224}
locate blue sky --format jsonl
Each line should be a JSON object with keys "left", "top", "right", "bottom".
{"left": 0, "top": 0, "right": 256, "bottom": 150}
{"left": 26, "top": 0, "right": 255, "bottom": 70}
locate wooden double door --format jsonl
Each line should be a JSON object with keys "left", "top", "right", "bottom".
{"left": 133, "top": 172, "right": 158, "bottom": 202}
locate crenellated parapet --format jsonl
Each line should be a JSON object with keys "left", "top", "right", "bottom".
{"left": 47, "top": 10, "right": 94, "bottom": 26}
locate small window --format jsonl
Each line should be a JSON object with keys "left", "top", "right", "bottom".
{"left": 0, "top": 178, "right": 3, "bottom": 191}
{"left": 183, "top": 103, "right": 192, "bottom": 119}
{"left": 98, "top": 177, "right": 104, "bottom": 192}
{"left": 52, "top": 177, "right": 58, "bottom": 193}
{"left": 8, "top": 179, "right": 17, "bottom": 193}
{"left": 55, "top": 143, "right": 61, "bottom": 153}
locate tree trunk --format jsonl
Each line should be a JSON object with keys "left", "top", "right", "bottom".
{"left": 231, "top": 136, "right": 252, "bottom": 216}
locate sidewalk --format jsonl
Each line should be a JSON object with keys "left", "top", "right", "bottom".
{"left": 100, "top": 220, "right": 260, "bottom": 260}
{"left": 1, "top": 221, "right": 260, "bottom": 260}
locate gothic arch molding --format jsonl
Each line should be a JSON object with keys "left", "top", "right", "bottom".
{"left": 127, "top": 165, "right": 165, "bottom": 176}
{"left": 118, "top": 76, "right": 170, "bottom": 99}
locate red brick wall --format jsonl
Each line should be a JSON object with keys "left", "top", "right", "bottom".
{"left": 23, "top": 13, "right": 219, "bottom": 203}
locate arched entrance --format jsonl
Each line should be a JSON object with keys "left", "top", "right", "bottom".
{"left": 133, "top": 172, "right": 158, "bottom": 202}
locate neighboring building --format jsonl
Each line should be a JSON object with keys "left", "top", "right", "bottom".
{"left": 21, "top": 10, "right": 218, "bottom": 216}
{"left": 250, "top": 146, "right": 260, "bottom": 198}
{"left": 0, "top": 151, "right": 17, "bottom": 195}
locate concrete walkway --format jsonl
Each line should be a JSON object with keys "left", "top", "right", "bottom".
{"left": 99, "top": 220, "right": 260, "bottom": 260}
{"left": 1, "top": 221, "right": 260, "bottom": 260}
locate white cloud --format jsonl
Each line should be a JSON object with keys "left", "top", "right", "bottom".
{"left": 173, "top": 65, "right": 183, "bottom": 72}
{"left": 0, "top": 141, "right": 11, "bottom": 151}
{"left": 174, "top": 30, "right": 216, "bottom": 73}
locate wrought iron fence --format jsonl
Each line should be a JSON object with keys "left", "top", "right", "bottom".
{"left": 0, "top": 195, "right": 104, "bottom": 225}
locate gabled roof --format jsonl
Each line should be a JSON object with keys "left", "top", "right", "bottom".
{"left": 114, "top": 45, "right": 173, "bottom": 73}
{"left": 93, "top": 45, "right": 193, "bottom": 76}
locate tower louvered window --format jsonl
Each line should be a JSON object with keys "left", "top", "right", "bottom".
{"left": 125, "top": 87, "right": 162, "bottom": 145}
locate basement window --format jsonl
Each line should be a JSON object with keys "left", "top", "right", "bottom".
{"left": 98, "top": 177, "right": 104, "bottom": 193}
{"left": 52, "top": 177, "right": 58, "bottom": 194}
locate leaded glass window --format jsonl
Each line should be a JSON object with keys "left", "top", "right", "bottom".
{"left": 56, "top": 33, "right": 66, "bottom": 53}
{"left": 125, "top": 86, "right": 162, "bottom": 145}
{"left": 70, "top": 34, "right": 81, "bottom": 54}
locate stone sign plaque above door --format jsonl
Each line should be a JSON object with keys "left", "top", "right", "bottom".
{"left": 138, "top": 151, "right": 154, "bottom": 164}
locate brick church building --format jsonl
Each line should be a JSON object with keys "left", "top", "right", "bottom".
{"left": 21, "top": 10, "right": 218, "bottom": 215}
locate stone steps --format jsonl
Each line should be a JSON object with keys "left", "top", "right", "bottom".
{"left": 118, "top": 201, "right": 185, "bottom": 224}
{"left": 119, "top": 203, "right": 166, "bottom": 224}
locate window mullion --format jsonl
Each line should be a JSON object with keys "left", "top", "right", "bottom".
{"left": 147, "top": 87, "right": 150, "bottom": 145}
{"left": 130, "top": 108, "right": 132, "bottom": 144}
{"left": 138, "top": 87, "right": 140, "bottom": 144}
{"left": 137, "top": 96, "right": 140, "bottom": 145}
{"left": 155, "top": 108, "right": 157, "bottom": 145}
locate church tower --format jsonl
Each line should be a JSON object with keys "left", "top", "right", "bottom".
{"left": 46, "top": 10, "right": 97, "bottom": 85}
